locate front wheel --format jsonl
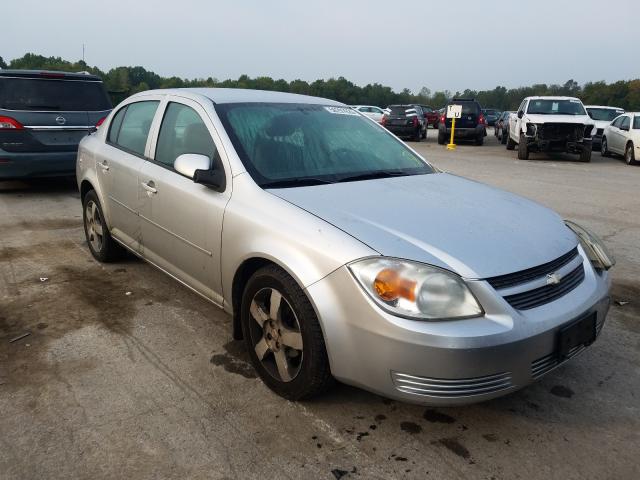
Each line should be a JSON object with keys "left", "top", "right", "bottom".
{"left": 579, "top": 146, "right": 592, "bottom": 162}
{"left": 601, "top": 137, "right": 611, "bottom": 157}
{"left": 82, "top": 190, "right": 125, "bottom": 262}
{"left": 241, "top": 265, "right": 333, "bottom": 400}
{"left": 517, "top": 134, "right": 529, "bottom": 159}
{"left": 626, "top": 142, "right": 638, "bottom": 165}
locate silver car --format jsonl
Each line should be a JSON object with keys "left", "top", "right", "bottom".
{"left": 76, "top": 88, "right": 614, "bottom": 405}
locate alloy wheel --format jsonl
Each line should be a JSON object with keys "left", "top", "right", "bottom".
{"left": 248, "top": 287, "right": 303, "bottom": 382}
{"left": 85, "top": 200, "right": 104, "bottom": 253}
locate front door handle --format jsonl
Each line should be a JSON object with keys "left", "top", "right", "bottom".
{"left": 141, "top": 181, "right": 157, "bottom": 194}
{"left": 99, "top": 160, "right": 109, "bottom": 171}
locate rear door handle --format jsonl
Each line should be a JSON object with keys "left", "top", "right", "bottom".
{"left": 99, "top": 160, "right": 109, "bottom": 171}
{"left": 141, "top": 181, "right": 157, "bottom": 194}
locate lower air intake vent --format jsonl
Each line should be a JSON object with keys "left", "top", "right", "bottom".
{"left": 391, "top": 371, "right": 512, "bottom": 398}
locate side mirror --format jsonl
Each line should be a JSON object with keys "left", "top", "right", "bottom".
{"left": 174, "top": 153, "right": 211, "bottom": 179}
{"left": 517, "top": 111, "right": 524, "bottom": 119}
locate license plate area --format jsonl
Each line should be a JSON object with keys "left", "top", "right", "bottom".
{"left": 557, "top": 312, "right": 596, "bottom": 359}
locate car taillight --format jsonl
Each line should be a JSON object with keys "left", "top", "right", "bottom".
{"left": 0, "top": 116, "right": 24, "bottom": 130}
{"left": 381, "top": 115, "right": 387, "bottom": 126}
{"left": 440, "top": 115, "right": 445, "bottom": 124}
{"left": 412, "top": 116, "right": 418, "bottom": 127}
{"left": 478, "top": 114, "right": 485, "bottom": 125}
{"left": 95, "top": 117, "right": 106, "bottom": 128}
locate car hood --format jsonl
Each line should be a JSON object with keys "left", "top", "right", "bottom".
{"left": 270, "top": 173, "right": 578, "bottom": 279}
{"left": 525, "top": 114, "right": 594, "bottom": 125}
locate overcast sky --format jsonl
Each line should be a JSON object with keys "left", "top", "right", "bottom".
{"left": 3, "top": 0, "right": 638, "bottom": 93}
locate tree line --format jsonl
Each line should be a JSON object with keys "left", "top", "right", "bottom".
{"left": 2, "top": 53, "right": 639, "bottom": 111}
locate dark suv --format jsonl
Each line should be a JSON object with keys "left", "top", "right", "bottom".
{"left": 437, "top": 98, "right": 487, "bottom": 145}
{"left": 0, "top": 70, "right": 112, "bottom": 180}
{"left": 381, "top": 104, "right": 427, "bottom": 141}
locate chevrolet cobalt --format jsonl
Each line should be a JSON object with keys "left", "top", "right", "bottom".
{"left": 76, "top": 88, "right": 613, "bottom": 405}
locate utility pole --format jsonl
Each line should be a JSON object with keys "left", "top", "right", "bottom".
{"left": 82, "top": 44, "right": 85, "bottom": 63}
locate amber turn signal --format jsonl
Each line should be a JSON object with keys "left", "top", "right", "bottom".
{"left": 373, "top": 268, "right": 416, "bottom": 302}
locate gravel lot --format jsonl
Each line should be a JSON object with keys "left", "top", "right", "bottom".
{"left": 1, "top": 128, "right": 638, "bottom": 480}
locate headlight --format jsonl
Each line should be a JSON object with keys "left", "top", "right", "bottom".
{"left": 565, "top": 220, "right": 615, "bottom": 270}
{"left": 348, "top": 257, "right": 483, "bottom": 320}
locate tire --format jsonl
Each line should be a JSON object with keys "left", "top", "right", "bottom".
{"left": 437, "top": 130, "right": 446, "bottom": 145}
{"left": 475, "top": 134, "right": 484, "bottom": 146}
{"left": 501, "top": 128, "right": 508, "bottom": 144}
{"left": 517, "top": 134, "right": 529, "bottom": 159}
{"left": 241, "top": 265, "right": 333, "bottom": 400}
{"left": 506, "top": 132, "right": 516, "bottom": 150}
{"left": 82, "top": 190, "right": 125, "bottom": 262}
{"left": 579, "top": 146, "right": 592, "bottom": 163}
{"left": 421, "top": 126, "right": 427, "bottom": 139}
{"left": 413, "top": 127, "right": 421, "bottom": 142}
{"left": 600, "top": 137, "right": 610, "bottom": 157}
{"left": 625, "top": 142, "right": 638, "bottom": 165}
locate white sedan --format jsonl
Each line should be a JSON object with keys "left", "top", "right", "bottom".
{"left": 601, "top": 112, "right": 640, "bottom": 165}
{"left": 352, "top": 105, "right": 385, "bottom": 123}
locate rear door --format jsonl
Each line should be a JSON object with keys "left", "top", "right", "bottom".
{"left": 97, "top": 98, "right": 161, "bottom": 252}
{"left": 138, "top": 97, "right": 231, "bottom": 304}
{"left": 0, "top": 75, "right": 111, "bottom": 154}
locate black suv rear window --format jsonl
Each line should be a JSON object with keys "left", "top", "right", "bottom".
{"left": 0, "top": 78, "right": 111, "bottom": 111}
{"left": 388, "top": 106, "right": 418, "bottom": 117}
{"left": 447, "top": 102, "right": 480, "bottom": 114}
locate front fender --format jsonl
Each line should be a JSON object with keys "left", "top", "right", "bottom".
{"left": 220, "top": 174, "right": 376, "bottom": 312}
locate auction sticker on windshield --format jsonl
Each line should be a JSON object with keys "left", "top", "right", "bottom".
{"left": 325, "top": 106, "right": 359, "bottom": 115}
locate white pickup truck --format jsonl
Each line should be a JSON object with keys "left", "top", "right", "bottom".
{"left": 507, "top": 96, "right": 596, "bottom": 162}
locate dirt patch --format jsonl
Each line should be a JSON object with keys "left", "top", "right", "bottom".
{"left": 423, "top": 409, "right": 456, "bottom": 424}
{"left": 0, "top": 239, "right": 78, "bottom": 262}
{"left": 15, "top": 218, "right": 82, "bottom": 231}
{"left": 400, "top": 421, "right": 422, "bottom": 434}
{"left": 611, "top": 279, "right": 640, "bottom": 333}
{"left": 432, "top": 437, "right": 471, "bottom": 461}
{"left": 550, "top": 385, "right": 574, "bottom": 399}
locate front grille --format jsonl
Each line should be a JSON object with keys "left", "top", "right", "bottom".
{"left": 503, "top": 264, "right": 585, "bottom": 310}
{"left": 391, "top": 371, "right": 512, "bottom": 398}
{"left": 486, "top": 247, "right": 579, "bottom": 290}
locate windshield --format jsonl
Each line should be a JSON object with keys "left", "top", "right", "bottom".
{"left": 527, "top": 99, "right": 586, "bottom": 116}
{"left": 0, "top": 78, "right": 111, "bottom": 111}
{"left": 587, "top": 108, "right": 624, "bottom": 121}
{"left": 215, "top": 103, "right": 434, "bottom": 188}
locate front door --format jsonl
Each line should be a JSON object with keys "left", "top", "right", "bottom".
{"left": 138, "top": 98, "right": 230, "bottom": 304}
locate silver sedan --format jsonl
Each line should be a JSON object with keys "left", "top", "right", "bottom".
{"left": 76, "top": 88, "right": 613, "bottom": 405}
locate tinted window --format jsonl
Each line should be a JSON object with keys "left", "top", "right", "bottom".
{"left": 155, "top": 102, "right": 216, "bottom": 168}
{"left": 110, "top": 101, "right": 159, "bottom": 156}
{"left": 0, "top": 78, "right": 111, "bottom": 111}
{"left": 388, "top": 106, "right": 417, "bottom": 117}
{"left": 449, "top": 102, "right": 479, "bottom": 115}
{"left": 215, "top": 103, "right": 433, "bottom": 187}
{"left": 587, "top": 108, "right": 624, "bottom": 121}
{"left": 634, "top": 116, "right": 640, "bottom": 130}
{"left": 620, "top": 116, "right": 630, "bottom": 130}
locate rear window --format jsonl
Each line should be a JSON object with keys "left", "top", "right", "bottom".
{"left": 634, "top": 116, "right": 640, "bottom": 130}
{"left": 448, "top": 102, "right": 479, "bottom": 115}
{"left": 0, "top": 77, "right": 112, "bottom": 111}
{"left": 388, "top": 106, "right": 418, "bottom": 117}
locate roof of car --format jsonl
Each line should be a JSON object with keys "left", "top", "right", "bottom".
{"left": 585, "top": 105, "right": 624, "bottom": 110}
{"left": 134, "top": 88, "right": 343, "bottom": 106}
{"left": 525, "top": 96, "right": 581, "bottom": 101}
{"left": 0, "top": 69, "right": 103, "bottom": 81}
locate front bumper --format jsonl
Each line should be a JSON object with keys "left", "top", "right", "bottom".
{"left": 306, "top": 250, "right": 611, "bottom": 405}
{"left": 0, "top": 149, "right": 77, "bottom": 180}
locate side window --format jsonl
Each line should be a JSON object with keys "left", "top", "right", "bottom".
{"left": 110, "top": 101, "right": 159, "bottom": 156}
{"left": 611, "top": 116, "right": 622, "bottom": 128}
{"left": 155, "top": 102, "right": 217, "bottom": 169}
{"left": 620, "top": 116, "right": 630, "bottom": 130}
{"left": 107, "top": 106, "right": 127, "bottom": 144}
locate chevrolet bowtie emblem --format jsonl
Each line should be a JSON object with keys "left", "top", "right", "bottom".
{"left": 546, "top": 273, "right": 562, "bottom": 285}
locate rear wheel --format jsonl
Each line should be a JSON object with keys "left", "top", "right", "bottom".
{"left": 437, "top": 130, "right": 446, "bottom": 145}
{"left": 625, "top": 142, "right": 638, "bottom": 165}
{"left": 600, "top": 137, "right": 610, "bottom": 157}
{"left": 413, "top": 126, "right": 421, "bottom": 142}
{"left": 501, "top": 128, "right": 508, "bottom": 144}
{"left": 506, "top": 132, "right": 516, "bottom": 150}
{"left": 241, "top": 265, "right": 333, "bottom": 400}
{"left": 517, "top": 134, "right": 529, "bottom": 159}
{"left": 475, "top": 134, "right": 484, "bottom": 146}
{"left": 82, "top": 190, "right": 125, "bottom": 262}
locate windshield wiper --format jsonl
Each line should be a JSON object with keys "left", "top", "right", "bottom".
{"left": 337, "top": 170, "right": 412, "bottom": 183}
{"left": 261, "top": 177, "right": 333, "bottom": 189}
